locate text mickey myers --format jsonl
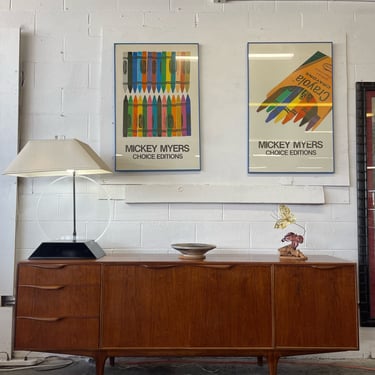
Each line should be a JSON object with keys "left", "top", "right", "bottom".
{"left": 258, "top": 140, "right": 323, "bottom": 156}
{"left": 125, "top": 144, "right": 190, "bottom": 159}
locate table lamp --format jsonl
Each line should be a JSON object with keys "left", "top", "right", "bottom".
{"left": 3, "top": 138, "right": 112, "bottom": 259}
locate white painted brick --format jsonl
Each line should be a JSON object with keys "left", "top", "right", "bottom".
{"left": 96, "top": 222, "right": 141, "bottom": 249}
{"left": 331, "top": 203, "right": 357, "bottom": 222}
{"left": 305, "top": 222, "right": 358, "bottom": 250}
{"left": 196, "top": 222, "right": 250, "bottom": 249}
{"left": 171, "top": 0, "right": 220, "bottom": 12}
{"left": 0, "top": 0, "right": 9, "bottom": 10}
{"left": 57, "top": 193, "right": 111, "bottom": 222}
{"left": 223, "top": 203, "right": 275, "bottom": 221}
{"left": 89, "top": 62, "right": 100, "bottom": 88}
{"left": 16, "top": 220, "right": 46, "bottom": 249}
{"left": 115, "top": 202, "right": 169, "bottom": 221}
{"left": 281, "top": 204, "right": 331, "bottom": 223}
{"left": 249, "top": 9, "right": 301, "bottom": 31}
{"left": 64, "top": 34, "right": 101, "bottom": 62}
{"left": 195, "top": 11, "right": 248, "bottom": 30}
{"left": 23, "top": 35, "right": 64, "bottom": 63}
{"left": 29, "top": 113, "right": 89, "bottom": 140}
{"left": 88, "top": 113, "right": 100, "bottom": 142}
{"left": 0, "top": 10, "right": 34, "bottom": 33}
{"left": 118, "top": 0, "right": 170, "bottom": 12}
{"left": 354, "top": 63, "right": 375, "bottom": 82}
{"left": 35, "top": 62, "right": 89, "bottom": 88}
{"left": 169, "top": 203, "right": 222, "bottom": 221}
{"left": 251, "top": 222, "right": 286, "bottom": 250}
{"left": 39, "top": 219, "right": 86, "bottom": 241}
{"left": 36, "top": 11, "right": 88, "bottom": 36}
{"left": 65, "top": 0, "right": 116, "bottom": 12}
{"left": 12, "top": 0, "right": 62, "bottom": 11}
{"left": 21, "top": 87, "right": 62, "bottom": 114}
{"left": 17, "top": 194, "right": 41, "bottom": 220}
{"left": 301, "top": 12, "right": 354, "bottom": 33}
{"left": 142, "top": 222, "right": 195, "bottom": 249}
{"left": 89, "top": 10, "right": 143, "bottom": 37}
{"left": 62, "top": 88, "right": 100, "bottom": 114}
{"left": 144, "top": 12, "right": 197, "bottom": 29}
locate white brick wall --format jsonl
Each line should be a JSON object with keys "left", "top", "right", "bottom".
{"left": 6, "top": 0, "right": 375, "bottom": 356}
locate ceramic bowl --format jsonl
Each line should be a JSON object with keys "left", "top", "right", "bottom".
{"left": 171, "top": 243, "right": 216, "bottom": 260}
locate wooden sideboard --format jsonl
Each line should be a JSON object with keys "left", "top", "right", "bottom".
{"left": 14, "top": 254, "right": 359, "bottom": 375}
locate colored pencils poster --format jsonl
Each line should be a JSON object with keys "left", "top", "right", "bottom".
{"left": 248, "top": 42, "right": 334, "bottom": 173}
{"left": 114, "top": 43, "right": 200, "bottom": 171}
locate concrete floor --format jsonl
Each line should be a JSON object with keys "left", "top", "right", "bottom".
{"left": 0, "top": 356, "right": 375, "bottom": 374}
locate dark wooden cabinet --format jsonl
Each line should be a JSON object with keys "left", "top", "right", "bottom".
{"left": 14, "top": 255, "right": 359, "bottom": 375}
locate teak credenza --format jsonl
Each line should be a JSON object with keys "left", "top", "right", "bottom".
{"left": 14, "top": 254, "right": 359, "bottom": 375}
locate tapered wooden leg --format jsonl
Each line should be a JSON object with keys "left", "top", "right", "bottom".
{"left": 95, "top": 353, "right": 107, "bottom": 375}
{"left": 109, "top": 357, "right": 115, "bottom": 367}
{"left": 267, "top": 353, "right": 279, "bottom": 375}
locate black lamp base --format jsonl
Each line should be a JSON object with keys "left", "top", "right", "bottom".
{"left": 28, "top": 240, "right": 106, "bottom": 260}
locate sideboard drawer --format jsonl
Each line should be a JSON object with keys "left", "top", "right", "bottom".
{"left": 17, "top": 263, "right": 100, "bottom": 286}
{"left": 16, "top": 284, "right": 100, "bottom": 317}
{"left": 15, "top": 317, "right": 99, "bottom": 350}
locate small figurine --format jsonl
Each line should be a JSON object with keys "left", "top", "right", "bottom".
{"left": 274, "top": 205, "right": 307, "bottom": 261}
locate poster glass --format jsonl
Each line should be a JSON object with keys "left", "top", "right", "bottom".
{"left": 114, "top": 43, "right": 200, "bottom": 171}
{"left": 248, "top": 42, "right": 333, "bottom": 173}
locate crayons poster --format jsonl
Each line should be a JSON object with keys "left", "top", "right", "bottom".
{"left": 114, "top": 43, "right": 200, "bottom": 171}
{"left": 248, "top": 42, "right": 334, "bottom": 173}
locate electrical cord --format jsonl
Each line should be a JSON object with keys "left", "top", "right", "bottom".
{"left": 0, "top": 356, "right": 75, "bottom": 372}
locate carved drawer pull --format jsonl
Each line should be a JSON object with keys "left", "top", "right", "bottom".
{"left": 311, "top": 265, "right": 341, "bottom": 270}
{"left": 140, "top": 264, "right": 233, "bottom": 270}
{"left": 30, "top": 264, "right": 67, "bottom": 270}
{"left": 194, "top": 264, "right": 234, "bottom": 269}
{"left": 19, "top": 316, "right": 64, "bottom": 322}
{"left": 141, "top": 265, "right": 178, "bottom": 269}
{"left": 23, "top": 285, "right": 65, "bottom": 290}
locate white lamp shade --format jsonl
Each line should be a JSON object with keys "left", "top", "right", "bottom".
{"left": 3, "top": 138, "right": 112, "bottom": 177}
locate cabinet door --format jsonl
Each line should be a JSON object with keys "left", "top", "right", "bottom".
{"left": 274, "top": 264, "right": 358, "bottom": 348}
{"left": 102, "top": 264, "right": 272, "bottom": 348}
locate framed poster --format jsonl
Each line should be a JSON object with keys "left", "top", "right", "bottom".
{"left": 114, "top": 43, "right": 200, "bottom": 171}
{"left": 247, "top": 42, "right": 333, "bottom": 173}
